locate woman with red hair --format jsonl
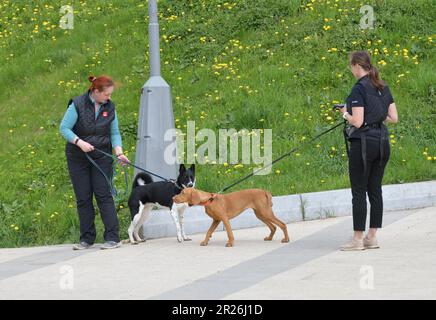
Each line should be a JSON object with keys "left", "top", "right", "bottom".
{"left": 60, "top": 75, "right": 130, "bottom": 250}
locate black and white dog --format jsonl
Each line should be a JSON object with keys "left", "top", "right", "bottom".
{"left": 127, "top": 164, "right": 196, "bottom": 244}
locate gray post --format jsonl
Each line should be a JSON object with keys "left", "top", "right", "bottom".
{"left": 134, "top": 0, "right": 178, "bottom": 181}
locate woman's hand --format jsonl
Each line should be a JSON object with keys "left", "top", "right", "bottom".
{"left": 339, "top": 106, "right": 347, "bottom": 114}
{"left": 116, "top": 154, "right": 130, "bottom": 166}
{"left": 77, "top": 139, "right": 95, "bottom": 153}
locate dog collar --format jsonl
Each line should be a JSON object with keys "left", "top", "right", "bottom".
{"left": 199, "top": 193, "right": 216, "bottom": 206}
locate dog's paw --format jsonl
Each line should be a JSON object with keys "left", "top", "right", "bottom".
{"left": 134, "top": 235, "right": 145, "bottom": 243}
{"left": 264, "top": 237, "right": 273, "bottom": 241}
{"left": 131, "top": 241, "right": 139, "bottom": 245}
{"left": 281, "top": 238, "right": 290, "bottom": 243}
{"left": 121, "top": 239, "right": 131, "bottom": 245}
{"left": 200, "top": 241, "right": 208, "bottom": 246}
{"left": 183, "top": 237, "right": 192, "bottom": 241}
{"left": 225, "top": 242, "right": 233, "bottom": 247}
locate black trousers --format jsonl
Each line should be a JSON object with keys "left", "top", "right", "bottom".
{"left": 66, "top": 153, "right": 120, "bottom": 244}
{"left": 348, "top": 138, "right": 390, "bottom": 231}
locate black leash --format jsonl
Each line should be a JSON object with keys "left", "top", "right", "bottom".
{"left": 83, "top": 147, "right": 175, "bottom": 203}
{"left": 85, "top": 152, "right": 130, "bottom": 202}
{"left": 218, "top": 121, "right": 345, "bottom": 194}
{"left": 92, "top": 147, "right": 173, "bottom": 183}
{"left": 86, "top": 120, "right": 344, "bottom": 197}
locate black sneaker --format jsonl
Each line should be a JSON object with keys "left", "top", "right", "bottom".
{"left": 101, "top": 241, "right": 122, "bottom": 250}
{"left": 72, "top": 241, "right": 94, "bottom": 250}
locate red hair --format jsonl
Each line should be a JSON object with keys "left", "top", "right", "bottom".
{"left": 88, "top": 75, "right": 115, "bottom": 92}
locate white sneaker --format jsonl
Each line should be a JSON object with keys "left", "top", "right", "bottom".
{"left": 340, "top": 238, "right": 365, "bottom": 251}
{"left": 363, "top": 236, "right": 380, "bottom": 249}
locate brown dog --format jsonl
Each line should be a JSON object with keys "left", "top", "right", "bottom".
{"left": 173, "top": 188, "right": 289, "bottom": 247}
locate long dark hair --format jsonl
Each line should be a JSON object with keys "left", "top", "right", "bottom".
{"left": 349, "top": 51, "right": 385, "bottom": 91}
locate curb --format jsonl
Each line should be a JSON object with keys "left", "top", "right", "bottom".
{"left": 142, "top": 180, "right": 436, "bottom": 239}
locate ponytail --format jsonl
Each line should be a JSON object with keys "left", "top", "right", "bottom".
{"left": 368, "top": 65, "right": 385, "bottom": 91}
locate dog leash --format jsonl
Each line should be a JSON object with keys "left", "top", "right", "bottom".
{"left": 92, "top": 147, "right": 174, "bottom": 183}
{"left": 217, "top": 121, "right": 345, "bottom": 194}
{"left": 85, "top": 152, "right": 130, "bottom": 202}
{"left": 86, "top": 120, "right": 344, "bottom": 197}
{"left": 83, "top": 147, "right": 175, "bottom": 203}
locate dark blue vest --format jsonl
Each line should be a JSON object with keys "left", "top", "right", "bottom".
{"left": 65, "top": 91, "right": 115, "bottom": 159}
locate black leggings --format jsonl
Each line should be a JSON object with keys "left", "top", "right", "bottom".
{"left": 66, "top": 153, "right": 120, "bottom": 244}
{"left": 348, "top": 138, "right": 390, "bottom": 231}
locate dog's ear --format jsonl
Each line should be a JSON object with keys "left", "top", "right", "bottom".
{"left": 190, "top": 189, "right": 210, "bottom": 206}
{"left": 189, "top": 164, "right": 195, "bottom": 173}
{"left": 189, "top": 188, "right": 201, "bottom": 205}
{"left": 179, "top": 164, "right": 186, "bottom": 173}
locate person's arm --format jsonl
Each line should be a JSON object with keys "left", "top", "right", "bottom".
{"left": 111, "top": 111, "right": 130, "bottom": 164}
{"left": 59, "top": 102, "right": 95, "bottom": 152}
{"left": 60, "top": 103, "right": 79, "bottom": 143}
{"left": 340, "top": 84, "right": 365, "bottom": 128}
{"left": 385, "top": 102, "right": 398, "bottom": 123}
{"left": 342, "top": 106, "right": 364, "bottom": 128}
{"left": 111, "top": 111, "right": 123, "bottom": 154}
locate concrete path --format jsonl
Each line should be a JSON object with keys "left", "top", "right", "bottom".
{"left": 0, "top": 206, "right": 435, "bottom": 300}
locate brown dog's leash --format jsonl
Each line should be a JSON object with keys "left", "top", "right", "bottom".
{"left": 217, "top": 121, "right": 344, "bottom": 194}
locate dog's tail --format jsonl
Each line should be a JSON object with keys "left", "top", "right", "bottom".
{"left": 132, "top": 172, "right": 153, "bottom": 189}
{"left": 265, "top": 191, "right": 273, "bottom": 207}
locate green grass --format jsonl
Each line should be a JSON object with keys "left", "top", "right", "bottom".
{"left": 0, "top": 0, "right": 435, "bottom": 247}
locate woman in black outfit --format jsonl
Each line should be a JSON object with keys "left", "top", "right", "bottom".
{"left": 339, "top": 51, "right": 398, "bottom": 251}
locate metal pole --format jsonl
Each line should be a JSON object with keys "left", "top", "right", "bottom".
{"left": 148, "top": 0, "right": 161, "bottom": 77}
{"left": 134, "top": 0, "right": 178, "bottom": 181}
